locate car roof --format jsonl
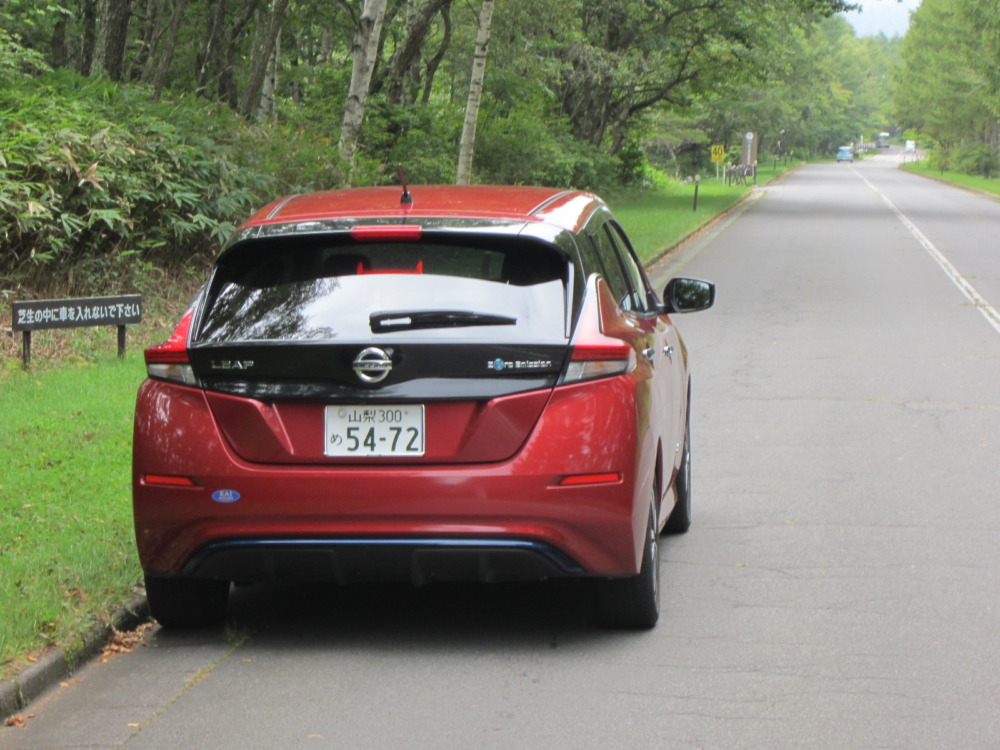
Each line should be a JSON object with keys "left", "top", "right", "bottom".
{"left": 241, "top": 185, "right": 607, "bottom": 235}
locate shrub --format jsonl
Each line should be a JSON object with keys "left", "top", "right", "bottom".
{"left": 473, "top": 113, "right": 620, "bottom": 190}
{"left": 0, "top": 71, "right": 359, "bottom": 296}
{"left": 950, "top": 141, "right": 999, "bottom": 178}
{"left": 0, "top": 72, "right": 279, "bottom": 293}
{"left": 0, "top": 25, "right": 49, "bottom": 79}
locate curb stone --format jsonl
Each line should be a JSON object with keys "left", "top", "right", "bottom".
{"left": 0, "top": 595, "right": 149, "bottom": 724}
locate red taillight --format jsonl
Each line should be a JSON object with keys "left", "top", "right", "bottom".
{"left": 350, "top": 225, "right": 423, "bottom": 242}
{"left": 570, "top": 343, "right": 631, "bottom": 361}
{"left": 560, "top": 278, "right": 634, "bottom": 384}
{"left": 144, "top": 308, "right": 198, "bottom": 385}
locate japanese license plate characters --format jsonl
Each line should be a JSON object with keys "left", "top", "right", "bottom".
{"left": 324, "top": 405, "right": 425, "bottom": 457}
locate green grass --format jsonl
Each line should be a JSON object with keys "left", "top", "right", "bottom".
{"left": 901, "top": 161, "right": 1000, "bottom": 197}
{"left": 0, "top": 354, "right": 147, "bottom": 677}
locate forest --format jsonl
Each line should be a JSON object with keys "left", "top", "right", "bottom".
{"left": 0, "top": 0, "right": 995, "bottom": 297}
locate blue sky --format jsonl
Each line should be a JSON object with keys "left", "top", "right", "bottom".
{"left": 841, "top": 0, "right": 922, "bottom": 37}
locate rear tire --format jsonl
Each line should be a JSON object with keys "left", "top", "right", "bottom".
{"left": 593, "top": 503, "right": 660, "bottom": 629}
{"left": 144, "top": 574, "right": 230, "bottom": 629}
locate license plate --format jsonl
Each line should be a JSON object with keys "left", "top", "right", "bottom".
{"left": 324, "top": 405, "right": 425, "bottom": 457}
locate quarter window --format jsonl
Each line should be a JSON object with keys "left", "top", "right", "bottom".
{"left": 605, "top": 223, "right": 655, "bottom": 313}
{"left": 589, "top": 223, "right": 637, "bottom": 311}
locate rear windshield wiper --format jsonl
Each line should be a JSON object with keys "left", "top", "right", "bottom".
{"left": 370, "top": 310, "right": 517, "bottom": 333}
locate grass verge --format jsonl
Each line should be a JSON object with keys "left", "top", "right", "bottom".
{"left": 0, "top": 355, "right": 147, "bottom": 678}
{"left": 900, "top": 161, "right": 1000, "bottom": 198}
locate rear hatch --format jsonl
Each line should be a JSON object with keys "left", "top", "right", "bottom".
{"left": 187, "top": 231, "right": 574, "bottom": 465}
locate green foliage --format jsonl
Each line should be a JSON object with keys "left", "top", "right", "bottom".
{"left": 926, "top": 142, "right": 1000, "bottom": 179}
{"left": 358, "top": 99, "right": 463, "bottom": 185}
{"left": 957, "top": 0, "right": 1000, "bottom": 119}
{"left": 0, "top": 71, "right": 352, "bottom": 293}
{"left": 0, "top": 73, "right": 261, "bottom": 287}
{"left": 894, "top": 0, "right": 999, "bottom": 176}
{"left": 639, "top": 16, "right": 901, "bottom": 172}
{"left": 472, "top": 112, "right": 620, "bottom": 190}
{"left": 948, "top": 142, "right": 1000, "bottom": 178}
{"left": 0, "top": 26, "right": 50, "bottom": 78}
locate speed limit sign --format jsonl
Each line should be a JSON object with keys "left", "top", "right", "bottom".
{"left": 711, "top": 145, "right": 725, "bottom": 162}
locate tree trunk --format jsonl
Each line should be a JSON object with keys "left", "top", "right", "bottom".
{"left": 240, "top": 0, "right": 290, "bottom": 116}
{"left": 51, "top": 12, "right": 71, "bottom": 70}
{"left": 138, "top": 0, "right": 168, "bottom": 83}
{"left": 195, "top": 0, "right": 225, "bottom": 94}
{"left": 421, "top": 3, "right": 451, "bottom": 105}
{"left": 103, "top": 0, "right": 136, "bottom": 81}
{"left": 339, "top": 0, "right": 389, "bottom": 176}
{"left": 150, "top": 0, "right": 190, "bottom": 100}
{"left": 382, "top": 0, "right": 452, "bottom": 105}
{"left": 220, "top": 0, "right": 262, "bottom": 108}
{"left": 456, "top": 0, "right": 495, "bottom": 185}
{"left": 79, "top": 0, "right": 98, "bottom": 74}
{"left": 89, "top": 0, "right": 111, "bottom": 76}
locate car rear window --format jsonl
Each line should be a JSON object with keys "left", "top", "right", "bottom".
{"left": 196, "top": 236, "right": 570, "bottom": 344}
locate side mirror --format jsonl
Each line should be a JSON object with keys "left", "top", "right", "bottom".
{"left": 663, "top": 277, "right": 715, "bottom": 314}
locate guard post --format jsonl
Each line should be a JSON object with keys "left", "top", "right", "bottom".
{"left": 11, "top": 295, "right": 142, "bottom": 368}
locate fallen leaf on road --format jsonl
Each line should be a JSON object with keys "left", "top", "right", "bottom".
{"left": 100, "top": 623, "right": 154, "bottom": 662}
{"left": 4, "top": 714, "right": 34, "bottom": 728}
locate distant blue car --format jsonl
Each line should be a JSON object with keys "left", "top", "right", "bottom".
{"left": 836, "top": 146, "right": 854, "bottom": 162}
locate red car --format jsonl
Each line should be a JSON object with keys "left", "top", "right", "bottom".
{"left": 133, "top": 185, "right": 714, "bottom": 629}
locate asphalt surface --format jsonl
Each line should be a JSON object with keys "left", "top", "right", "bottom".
{"left": 3, "top": 148, "right": 999, "bottom": 749}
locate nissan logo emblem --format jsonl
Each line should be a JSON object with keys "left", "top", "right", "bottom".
{"left": 353, "top": 347, "right": 393, "bottom": 383}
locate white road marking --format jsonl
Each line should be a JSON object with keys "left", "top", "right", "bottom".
{"left": 855, "top": 168, "right": 1000, "bottom": 336}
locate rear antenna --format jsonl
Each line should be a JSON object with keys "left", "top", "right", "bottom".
{"left": 397, "top": 166, "right": 413, "bottom": 205}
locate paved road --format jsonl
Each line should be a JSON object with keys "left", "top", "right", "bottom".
{"left": 4, "top": 152, "right": 999, "bottom": 749}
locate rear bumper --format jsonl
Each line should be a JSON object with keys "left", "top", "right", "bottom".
{"left": 132, "top": 376, "right": 655, "bottom": 581}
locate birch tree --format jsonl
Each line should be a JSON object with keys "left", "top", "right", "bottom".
{"left": 339, "top": 0, "right": 388, "bottom": 175}
{"left": 455, "top": 0, "right": 495, "bottom": 185}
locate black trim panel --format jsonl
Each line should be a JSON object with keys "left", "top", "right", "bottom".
{"left": 182, "top": 538, "right": 587, "bottom": 584}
